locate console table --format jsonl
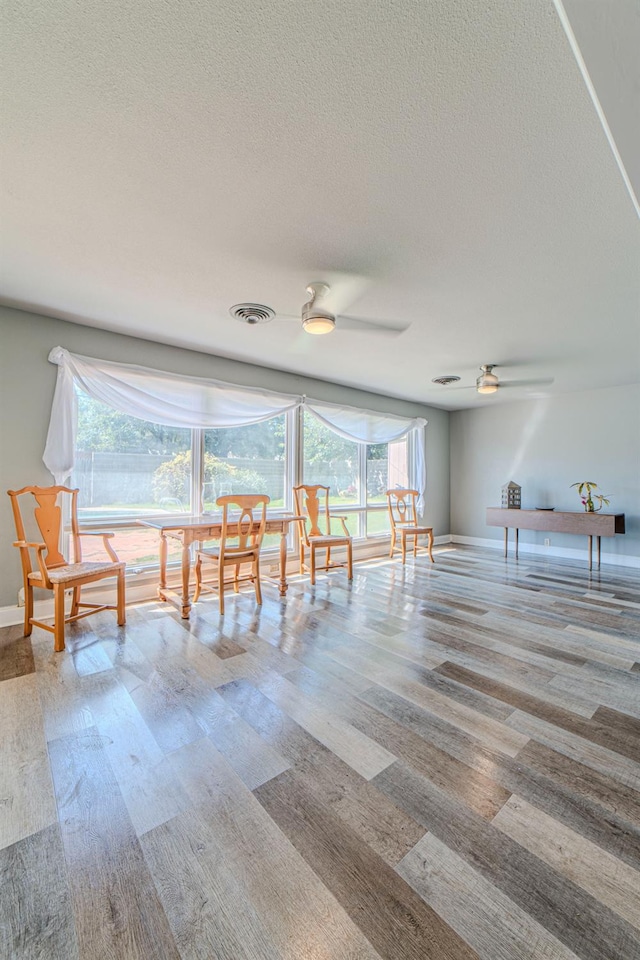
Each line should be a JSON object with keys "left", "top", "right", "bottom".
{"left": 486, "top": 508, "right": 625, "bottom": 570}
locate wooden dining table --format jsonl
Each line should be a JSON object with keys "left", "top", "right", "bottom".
{"left": 138, "top": 513, "right": 304, "bottom": 618}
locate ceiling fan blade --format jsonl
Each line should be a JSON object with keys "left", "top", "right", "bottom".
{"left": 436, "top": 376, "right": 554, "bottom": 392}
{"left": 499, "top": 378, "right": 555, "bottom": 388}
{"left": 320, "top": 273, "right": 371, "bottom": 315}
{"left": 336, "top": 315, "right": 410, "bottom": 335}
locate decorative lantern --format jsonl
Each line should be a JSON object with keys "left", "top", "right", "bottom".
{"left": 502, "top": 481, "right": 521, "bottom": 509}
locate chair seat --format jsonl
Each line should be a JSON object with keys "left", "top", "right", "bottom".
{"left": 400, "top": 526, "right": 433, "bottom": 535}
{"left": 197, "top": 547, "right": 257, "bottom": 561}
{"left": 308, "top": 534, "right": 351, "bottom": 545}
{"left": 28, "top": 560, "right": 124, "bottom": 584}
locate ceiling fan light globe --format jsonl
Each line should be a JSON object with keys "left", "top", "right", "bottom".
{"left": 476, "top": 374, "right": 499, "bottom": 394}
{"left": 302, "top": 315, "right": 335, "bottom": 335}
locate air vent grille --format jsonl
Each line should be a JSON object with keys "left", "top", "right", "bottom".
{"left": 230, "top": 303, "right": 275, "bottom": 324}
{"left": 431, "top": 375, "right": 461, "bottom": 386}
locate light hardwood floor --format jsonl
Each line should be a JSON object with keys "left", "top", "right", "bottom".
{"left": 1, "top": 545, "right": 639, "bottom": 959}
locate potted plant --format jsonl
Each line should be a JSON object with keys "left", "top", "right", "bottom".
{"left": 570, "top": 481, "right": 611, "bottom": 513}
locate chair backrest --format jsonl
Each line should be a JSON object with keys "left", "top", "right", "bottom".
{"left": 293, "top": 484, "right": 332, "bottom": 543}
{"left": 387, "top": 489, "right": 419, "bottom": 530}
{"left": 217, "top": 494, "right": 269, "bottom": 553}
{"left": 7, "top": 485, "right": 81, "bottom": 569}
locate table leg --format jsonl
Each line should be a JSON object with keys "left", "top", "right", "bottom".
{"left": 180, "top": 543, "right": 192, "bottom": 618}
{"left": 279, "top": 528, "right": 288, "bottom": 597}
{"left": 504, "top": 527, "right": 508, "bottom": 558}
{"left": 158, "top": 533, "right": 168, "bottom": 600}
{"left": 588, "top": 535, "right": 593, "bottom": 571}
{"left": 597, "top": 536, "right": 601, "bottom": 567}
{"left": 515, "top": 528, "right": 519, "bottom": 559}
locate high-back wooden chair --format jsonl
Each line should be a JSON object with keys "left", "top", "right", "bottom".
{"left": 293, "top": 484, "right": 353, "bottom": 586}
{"left": 387, "top": 488, "right": 434, "bottom": 564}
{"left": 194, "top": 494, "right": 269, "bottom": 615}
{"left": 7, "top": 485, "right": 126, "bottom": 652}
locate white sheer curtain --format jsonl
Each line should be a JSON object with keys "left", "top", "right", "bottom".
{"left": 303, "top": 399, "right": 427, "bottom": 512}
{"left": 43, "top": 347, "right": 301, "bottom": 482}
{"left": 43, "top": 347, "right": 427, "bottom": 512}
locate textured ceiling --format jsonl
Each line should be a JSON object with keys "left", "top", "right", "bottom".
{"left": 1, "top": 0, "right": 638, "bottom": 409}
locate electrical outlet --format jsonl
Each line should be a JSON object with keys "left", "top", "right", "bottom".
{"left": 544, "top": 538, "right": 551, "bottom": 547}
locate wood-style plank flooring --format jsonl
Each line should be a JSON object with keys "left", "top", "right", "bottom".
{"left": 1, "top": 545, "right": 640, "bottom": 959}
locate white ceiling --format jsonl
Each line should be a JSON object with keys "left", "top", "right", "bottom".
{"left": 1, "top": 0, "right": 638, "bottom": 410}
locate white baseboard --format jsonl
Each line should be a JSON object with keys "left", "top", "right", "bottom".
{"left": 451, "top": 534, "right": 640, "bottom": 569}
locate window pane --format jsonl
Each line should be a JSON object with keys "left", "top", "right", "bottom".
{"left": 72, "top": 392, "right": 192, "bottom": 520}
{"left": 302, "top": 412, "right": 360, "bottom": 505}
{"left": 366, "top": 508, "right": 390, "bottom": 536}
{"left": 328, "top": 512, "right": 359, "bottom": 538}
{"left": 367, "top": 438, "right": 408, "bottom": 504}
{"left": 203, "top": 417, "right": 286, "bottom": 510}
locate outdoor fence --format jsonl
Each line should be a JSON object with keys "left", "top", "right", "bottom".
{"left": 73, "top": 451, "right": 390, "bottom": 510}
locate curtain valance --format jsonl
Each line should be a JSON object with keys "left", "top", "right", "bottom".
{"left": 43, "top": 348, "right": 301, "bottom": 482}
{"left": 303, "top": 399, "right": 426, "bottom": 511}
{"left": 43, "top": 347, "right": 427, "bottom": 511}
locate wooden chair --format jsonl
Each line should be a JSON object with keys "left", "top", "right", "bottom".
{"left": 194, "top": 494, "right": 269, "bottom": 615}
{"left": 7, "top": 485, "right": 126, "bottom": 652}
{"left": 387, "top": 488, "right": 434, "bottom": 564}
{"left": 293, "top": 484, "right": 353, "bottom": 586}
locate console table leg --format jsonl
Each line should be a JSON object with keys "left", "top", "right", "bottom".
{"left": 504, "top": 527, "right": 508, "bottom": 558}
{"left": 588, "top": 535, "right": 593, "bottom": 571}
{"left": 158, "top": 533, "right": 168, "bottom": 600}
{"left": 597, "top": 535, "right": 601, "bottom": 567}
{"left": 279, "top": 529, "right": 288, "bottom": 597}
{"left": 515, "top": 528, "right": 519, "bottom": 559}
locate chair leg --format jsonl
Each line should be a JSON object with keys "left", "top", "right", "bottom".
{"left": 389, "top": 529, "right": 396, "bottom": 558}
{"left": 218, "top": 563, "right": 225, "bottom": 616}
{"left": 401, "top": 532, "right": 407, "bottom": 564}
{"left": 53, "top": 583, "right": 66, "bottom": 653}
{"left": 23, "top": 582, "right": 33, "bottom": 636}
{"left": 194, "top": 555, "right": 203, "bottom": 602}
{"left": 347, "top": 540, "right": 353, "bottom": 580}
{"left": 299, "top": 543, "right": 305, "bottom": 575}
{"left": 254, "top": 554, "right": 262, "bottom": 605}
{"left": 310, "top": 546, "right": 316, "bottom": 586}
{"left": 414, "top": 533, "right": 418, "bottom": 558}
{"left": 326, "top": 546, "right": 331, "bottom": 568}
{"left": 116, "top": 569, "right": 126, "bottom": 625}
{"left": 234, "top": 563, "right": 240, "bottom": 594}
{"left": 428, "top": 529, "right": 435, "bottom": 563}
{"left": 71, "top": 586, "right": 80, "bottom": 618}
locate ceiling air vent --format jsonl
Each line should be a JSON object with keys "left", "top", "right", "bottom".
{"left": 431, "top": 375, "right": 461, "bottom": 386}
{"left": 230, "top": 303, "right": 275, "bottom": 325}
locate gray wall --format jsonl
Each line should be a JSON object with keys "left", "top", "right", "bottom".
{"left": 450, "top": 384, "right": 640, "bottom": 562}
{"left": 0, "top": 305, "right": 450, "bottom": 607}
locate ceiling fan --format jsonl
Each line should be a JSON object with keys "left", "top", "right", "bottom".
{"left": 433, "top": 364, "right": 554, "bottom": 395}
{"left": 230, "top": 282, "right": 411, "bottom": 337}
{"left": 476, "top": 364, "right": 554, "bottom": 394}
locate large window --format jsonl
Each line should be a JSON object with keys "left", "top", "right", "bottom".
{"left": 302, "top": 411, "right": 408, "bottom": 538}
{"left": 72, "top": 394, "right": 411, "bottom": 568}
{"left": 72, "top": 393, "right": 289, "bottom": 567}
